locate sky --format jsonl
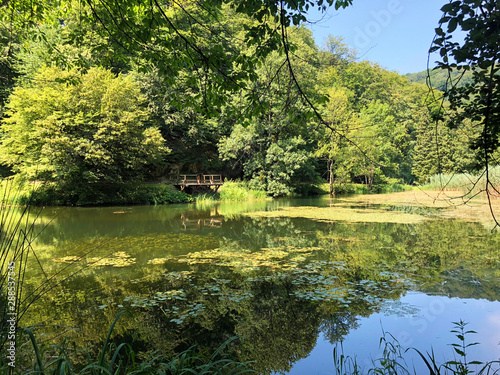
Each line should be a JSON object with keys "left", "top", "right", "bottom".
{"left": 306, "top": 0, "right": 451, "bottom": 74}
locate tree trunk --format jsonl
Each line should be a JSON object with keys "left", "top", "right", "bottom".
{"left": 329, "top": 159, "right": 334, "bottom": 195}
{"left": 329, "top": 133, "right": 335, "bottom": 196}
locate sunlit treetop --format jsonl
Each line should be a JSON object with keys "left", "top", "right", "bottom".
{"left": 1, "top": 0, "right": 352, "bottom": 108}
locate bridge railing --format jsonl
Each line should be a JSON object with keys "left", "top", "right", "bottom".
{"left": 173, "top": 174, "right": 223, "bottom": 185}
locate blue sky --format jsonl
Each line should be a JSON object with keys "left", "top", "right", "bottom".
{"left": 306, "top": 0, "right": 450, "bottom": 74}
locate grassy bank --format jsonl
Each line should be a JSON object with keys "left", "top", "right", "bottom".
{"left": 7, "top": 170, "right": 498, "bottom": 207}
{"left": 2, "top": 178, "right": 419, "bottom": 207}
{"left": 3, "top": 179, "right": 269, "bottom": 206}
{"left": 196, "top": 181, "right": 412, "bottom": 204}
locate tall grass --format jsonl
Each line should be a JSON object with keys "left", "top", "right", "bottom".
{"left": 424, "top": 166, "right": 500, "bottom": 197}
{"left": 219, "top": 181, "right": 267, "bottom": 201}
{"left": 0, "top": 179, "right": 48, "bottom": 374}
{"left": 195, "top": 181, "right": 268, "bottom": 203}
{"left": 5, "top": 311, "right": 255, "bottom": 374}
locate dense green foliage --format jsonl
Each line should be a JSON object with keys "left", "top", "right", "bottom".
{"left": 19, "top": 182, "right": 193, "bottom": 206}
{"left": 0, "top": 67, "right": 166, "bottom": 187}
{"left": 406, "top": 67, "right": 474, "bottom": 92}
{"left": 431, "top": 0, "right": 500, "bottom": 219}
{"left": 0, "top": 0, "right": 498, "bottom": 202}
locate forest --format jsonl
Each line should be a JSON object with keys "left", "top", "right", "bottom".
{"left": 0, "top": 0, "right": 499, "bottom": 203}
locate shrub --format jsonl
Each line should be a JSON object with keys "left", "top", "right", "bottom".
{"left": 9, "top": 182, "right": 192, "bottom": 206}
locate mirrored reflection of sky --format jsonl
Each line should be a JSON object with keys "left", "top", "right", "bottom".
{"left": 287, "top": 292, "right": 500, "bottom": 375}
{"left": 306, "top": 0, "right": 461, "bottom": 74}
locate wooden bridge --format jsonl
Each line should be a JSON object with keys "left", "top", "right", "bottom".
{"left": 171, "top": 174, "right": 224, "bottom": 190}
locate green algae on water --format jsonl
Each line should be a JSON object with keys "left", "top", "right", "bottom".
{"left": 243, "top": 205, "right": 426, "bottom": 224}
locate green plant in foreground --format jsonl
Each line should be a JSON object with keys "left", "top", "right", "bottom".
{"left": 0, "top": 179, "right": 45, "bottom": 367}
{"left": 333, "top": 322, "right": 500, "bottom": 375}
{"left": 18, "top": 311, "right": 255, "bottom": 375}
{"left": 333, "top": 343, "right": 361, "bottom": 375}
{"left": 415, "top": 320, "right": 499, "bottom": 375}
{"left": 333, "top": 330, "right": 413, "bottom": 375}
{"left": 445, "top": 320, "right": 483, "bottom": 375}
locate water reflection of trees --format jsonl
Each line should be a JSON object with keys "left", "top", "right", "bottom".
{"left": 19, "top": 209, "right": 500, "bottom": 373}
{"left": 320, "top": 311, "right": 360, "bottom": 344}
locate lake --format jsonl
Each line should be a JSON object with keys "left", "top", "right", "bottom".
{"left": 21, "top": 194, "right": 500, "bottom": 374}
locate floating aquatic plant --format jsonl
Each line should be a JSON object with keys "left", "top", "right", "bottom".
{"left": 53, "top": 251, "right": 137, "bottom": 267}
{"left": 174, "top": 245, "right": 324, "bottom": 272}
{"left": 147, "top": 257, "right": 171, "bottom": 265}
{"left": 87, "top": 251, "right": 136, "bottom": 267}
{"left": 52, "top": 255, "right": 83, "bottom": 263}
{"left": 243, "top": 205, "right": 426, "bottom": 224}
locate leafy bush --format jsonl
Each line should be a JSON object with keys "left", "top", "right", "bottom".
{"left": 318, "top": 183, "right": 364, "bottom": 195}
{"left": 292, "top": 184, "right": 325, "bottom": 196}
{"left": 371, "top": 183, "right": 408, "bottom": 194}
{"left": 318, "top": 183, "right": 410, "bottom": 195}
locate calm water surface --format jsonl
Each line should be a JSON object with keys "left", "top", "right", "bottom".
{"left": 23, "top": 196, "right": 500, "bottom": 374}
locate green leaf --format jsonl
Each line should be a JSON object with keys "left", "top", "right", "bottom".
{"left": 435, "top": 27, "right": 445, "bottom": 36}
{"left": 448, "top": 18, "right": 458, "bottom": 32}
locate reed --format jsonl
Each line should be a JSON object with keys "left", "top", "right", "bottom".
{"left": 424, "top": 166, "right": 500, "bottom": 197}
{"left": 11, "top": 311, "right": 255, "bottom": 374}
{"left": 195, "top": 181, "right": 268, "bottom": 203}
{"left": 0, "top": 179, "right": 45, "bottom": 368}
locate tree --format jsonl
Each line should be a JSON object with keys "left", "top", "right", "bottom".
{"left": 317, "top": 55, "right": 439, "bottom": 188}
{"left": 0, "top": 66, "right": 167, "bottom": 187}
{"left": 134, "top": 69, "right": 228, "bottom": 175}
{"left": 218, "top": 26, "right": 320, "bottom": 196}
{"left": 412, "top": 116, "right": 479, "bottom": 182}
{"left": 316, "top": 86, "right": 356, "bottom": 194}
{"left": 0, "top": 0, "right": 355, "bottom": 114}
